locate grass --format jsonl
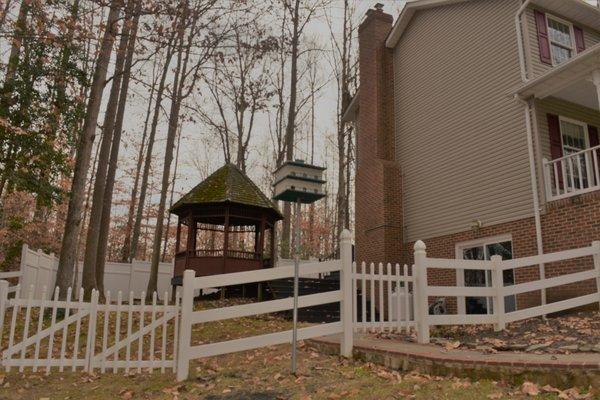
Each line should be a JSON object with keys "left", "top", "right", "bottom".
{"left": 0, "top": 300, "right": 597, "bottom": 399}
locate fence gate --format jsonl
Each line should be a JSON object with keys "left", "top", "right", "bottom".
{"left": 0, "top": 284, "right": 180, "bottom": 374}
{"left": 89, "top": 291, "right": 180, "bottom": 373}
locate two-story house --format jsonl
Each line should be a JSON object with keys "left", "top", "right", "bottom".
{"left": 347, "top": 0, "right": 600, "bottom": 314}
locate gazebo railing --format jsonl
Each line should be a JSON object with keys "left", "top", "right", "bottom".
{"left": 176, "top": 249, "right": 261, "bottom": 261}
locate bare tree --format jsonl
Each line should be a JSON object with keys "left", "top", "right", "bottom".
{"left": 278, "top": 0, "right": 329, "bottom": 258}
{"left": 55, "top": 0, "right": 122, "bottom": 295}
{"left": 95, "top": 0, "right": 143, "bottom": 293}
{"left": 82, "top": 0, "right": 134, "bottom": 293}
{"left": 326, "top": 0, "right": 355, "bottom": 244}
{"left": 161, "top": 124, "right": 183, "bottom": 262}
{"left": 198, "top": 12, "right": 278, "bottom": 173}
{"left": 120, "top": 56, "right": 160, "bottom": 262}
{"left": 147, "top": 0, "right": 220, "bottom": 296}
{"left": 129, "top": 21, "right": 180, "bottom": 262}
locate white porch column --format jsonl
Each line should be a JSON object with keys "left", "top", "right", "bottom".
{"left": 592, "top": 70, "right": 600, "bottom": 112}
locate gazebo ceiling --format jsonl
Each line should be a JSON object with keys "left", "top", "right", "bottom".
{"left": 170, "top": 163, "right": 283, "bottom": 220}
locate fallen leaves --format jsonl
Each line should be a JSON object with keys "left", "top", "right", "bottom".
{"left": 119, "top": 389, "right": 134, "bottom": 399}
{"left": 521, "top": 381, "right": 540, "bottom": 396}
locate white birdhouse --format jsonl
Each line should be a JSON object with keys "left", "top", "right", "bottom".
{"left": 273, "top": 160, "right": 326, "bottom": 204}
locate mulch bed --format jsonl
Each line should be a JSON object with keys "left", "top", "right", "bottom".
{"left": 372, "top": 311, "right": 600, "bottom": 355}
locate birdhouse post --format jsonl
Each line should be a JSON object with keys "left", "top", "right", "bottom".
{"left": 273, "top": 160, "right": 326, "bottom": 374}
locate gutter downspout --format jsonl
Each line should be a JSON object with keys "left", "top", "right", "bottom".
{"left": 515, "top": 0, "right": 533, "bottom": 82}
{"left": 516, "top": 0, "right": 546, "bottom": 306}
{"left": 517, "top": 96, "right": 547, "bottom": 307}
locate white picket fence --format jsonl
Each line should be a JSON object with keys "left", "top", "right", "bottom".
{"left": 413, "top": 240, "right": 600, "bottom": 343}
{"left": 14, "top": 244, "right": 174, "bottom": 300}
{"left": 1, "top": 232, "right": 599, "bottom": 379}
{"left": 353, "top": 262, "right": 415, "bottom": 333}
{"left": 0, "top": 282, "right": 180, "bottom": 374}
{"left": 175, "top": 230, "right": 355, "bottom": 381}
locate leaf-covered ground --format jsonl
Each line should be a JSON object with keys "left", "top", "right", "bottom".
{"left": 373, "top": 311, "right": 600, "bottom": 355}
{"left": 0, "top": 301, "right": 598, "bottom": 400}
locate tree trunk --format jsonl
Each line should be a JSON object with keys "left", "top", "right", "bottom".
{"left": 0, "top": 0, "right": 14, "bottom": 28}
{"left": 95, "top": 0, "right": 141, "bottom": 293}
{"left": 55, "top": 0, "right": 122, "bottom": 296}
{"left": 147, "top": 28, "right": 187, "bottom": 296}
{"left": 280, "top": 0, "right": 301, "bottom": 259}
{"left": 82, "top": 0, "right": 132, "bottom": 293}
{"left": 120, "top": 59, "right": 158, "bottom": 262}
{"left": 130, "top": 39, "right": 176, "bottom": 262}
{"left": 162, "top": 126, "right": 182, "bottom": 262}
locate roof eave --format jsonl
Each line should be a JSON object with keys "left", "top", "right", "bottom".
{"left": 385, "top": 0, "right": 600, "bottom": 49}
{"left": 385, "top": 0, "right": 473, "bottom": 49}
{"left": 515, "top": 44, "right": 600, "bottom": 99}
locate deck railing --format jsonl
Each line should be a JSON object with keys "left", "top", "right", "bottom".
{"left": 543, "top": 145, "right": 600, "bottom": 201}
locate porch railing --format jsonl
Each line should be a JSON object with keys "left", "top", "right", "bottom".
{"left": 543, "top": 145, "right": 600, "bottom": 201}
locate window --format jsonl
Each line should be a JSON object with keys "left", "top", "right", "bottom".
{"left": 560, "top": 117, "right": 589, "bottom": 189}
{"left": 547, "top": 15, "right": 575, "bottom": 65}
{"left": 457, "top": 237, "right": 516, "bottom": 315}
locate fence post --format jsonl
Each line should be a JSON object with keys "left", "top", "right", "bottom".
{"left": 0, "top": 280, "right": 9, "bottom": 346}
{"left": 85, "top": 290, "right": 99, "bottom": 372}
{"left": 413, "top": 241, "right": 430, "bottom": 344}
{"left": 491, "top": 255, "right": 505, "bottom": 332}
{"left": 19, "top": 244, "right": 28, "bottom": 289}
{"left": 340, "top": 229, "right": 353, "bottom": 358}
{"left": 176, "top": 269, "right": 195, "bottom": 381}
{"left": 593, "top": 241, "right": 600, "bottom": 309}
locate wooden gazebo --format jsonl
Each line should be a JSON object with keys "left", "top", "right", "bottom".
{"left": 170, "top": 164, "right": 283, "bottom": 282}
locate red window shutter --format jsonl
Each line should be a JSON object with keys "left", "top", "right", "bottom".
{"left": 548, "top": 114, "right": 563, "bottom": 159}
{"left": 534, "top": 10, "right": 552, "bottom": 65}
{"left": 589, "top": 125, "right": 599, "bottom": 148}
{"left": 574, "top": 27, "right": 585, "bottom": 53}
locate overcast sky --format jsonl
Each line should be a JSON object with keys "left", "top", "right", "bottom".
{"left": 114, "top": 0, "right": 408, "bottom": 211}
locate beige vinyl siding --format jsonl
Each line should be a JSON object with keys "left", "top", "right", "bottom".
{"left": 526, "top": 7, "right": 600, "bottom": 79}
{"left": 394, "top": 0, "right": 533, "bottom": 243}
{"left": 535, "top": 97, "right": 600, "bottom": 163}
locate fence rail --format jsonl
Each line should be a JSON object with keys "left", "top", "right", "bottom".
{"left": 1, "top": 232, "right": 599, "bottom": 379}
{"left": 175, "top": 230, "right": 354, "bottom": 381}
{"left": 413, "top": 240, "right": 600, "bottom": 343}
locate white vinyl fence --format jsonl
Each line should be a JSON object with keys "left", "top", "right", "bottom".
{"left": 413, "top": 240, "right": 600, "bottom": 343}
{"left": 175, "top": 230, "right": 355, "bottom": 381}
{"left": 1, "top": 232, "right": 599, "bottom": 379}
{"left": 16, "top": 244, "right": 174, "bottom": 300}
{"left": 0, "top": 282, "right": 180, "bottom": 374}
{"left": 353, "top": 262, "right": 415, "bottom": 333}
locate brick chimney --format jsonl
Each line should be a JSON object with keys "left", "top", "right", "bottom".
{"left": 355, "top": 4, "right": 403, "bottom": 266}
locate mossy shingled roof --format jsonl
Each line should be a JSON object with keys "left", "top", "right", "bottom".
{"left": 170, "top": 163, "right": 282, "bottom": 217}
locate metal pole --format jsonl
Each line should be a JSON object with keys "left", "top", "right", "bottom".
{"left": 291, "top": 198, "right": 301, "bottom": 374}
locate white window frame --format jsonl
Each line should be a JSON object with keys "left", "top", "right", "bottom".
{"left": 559, "top": 116, "right": 591, "bottom": 191}
{"left": 559, "top": 116, "right": 590, "bottom": 153}
{"left": 455, "top": 235, "right": 514, "bottom": 315}
{"left": 546, "top": 14, "right": 576, "bottom": 66}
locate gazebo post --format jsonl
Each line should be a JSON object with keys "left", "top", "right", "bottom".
{"left": 175, "top": 219, "right": 182, "bottom": 254}
{"left": 257, "top": 215, "right": 266, "bottom": 300}
{"left": 185, "top": 214, "right": 194, "bottom": 268}
{"left": 222, "top": 206, "right": 230, "bottom": 300}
